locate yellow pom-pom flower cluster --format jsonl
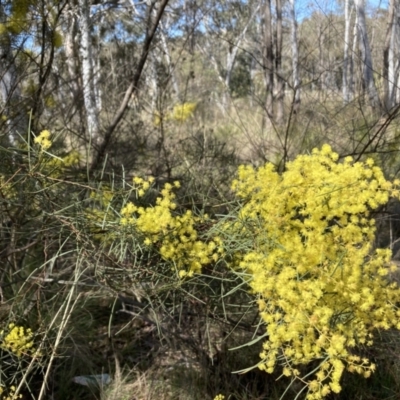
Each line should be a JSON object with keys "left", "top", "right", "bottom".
{"left": 120, "top": 177, "right": 222, "bottom": 277}
{"left": 34, "top": 130, "right": 52, "bottom": 150}
{"left": 154, "top": 102, "right": 197, "bottom": 125}
{"left": 228, "top": 145, "right": 400, "bottom": 399}
{"left": 170, "top": 102, "right": 197, "bottom": 122}
{"left": 0, "top": 385, "right": 23, "bottom": 400}
{"left": 0, "top": 323, "right": 34, "bottom": 357}
{"left": 213, "top": 395, "right": 225, "bottom": 400}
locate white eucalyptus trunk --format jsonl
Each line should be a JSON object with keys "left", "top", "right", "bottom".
{"left": 64, "top": 9, "right": 80, "bottom": 99}
{"left": 148, "top": 55, "right": 159, "bottom": 112}
{"left": 354, "top": 0, "right": 380, "bottom": 108}
{"left": 94, "top": 55, "right": 102, "bottom": 112}
{"left": 387, "top": 0, "right": 400, "bottom": 107}
{"left": 275, "top": 0, "right": 284, "bottom": 122}
{"left": 263, "top": 0, "right": 274, "bottom": 119}
{"left": 386, "top": 0, "right": 396, "bottom": 109}
{"left": 288, "top": 0, "right": 300, "bottom": 107}
{"left": 78, "top": 0, "right": 100, "bottom": 143}
{"left": 159, "top": 21, "right": 180, "bottom": 100}
{"left": 225, "top": 4, "right": 258, "bottom": 89}
{"left": 350, "top": 5, "right": 359, "bottom": 93}
{"left": 203, "top": 5, "right": 258, "bottom": 108}
{"left": 343, "top": 0, "right": 353, "bottom": 103}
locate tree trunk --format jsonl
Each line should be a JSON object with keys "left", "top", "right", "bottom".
{"left": 383, "top": 0, "right": 397, "bottom": 110}
{"left": 275, "top": 0, "right": 284, "bottom": 123}
{"left": 354, "top": 0, "right": 380, "bottom": 108}
{"left": 350, "top": 4, "right": 359, "bottom": 95}
{"left": 78, "top": 0, "right": 101, "bottom": 144}
{"left": 263, "top": 0, "right": 274, "bottom": 120}
{"left": 64, "top": 8, "right": 80, "bottom": 100}
{"left": 318, "top": 21, "right": 326, "bottom": 93}
{"left": 288, "top": 0, "right": 300, "bottom": 110}
{"left": 159, "top": 21, "right": 180, "bottom": 100}
{"left": 343, "top": 0, "right": 353, "bottom": 103}
{"left": 224, "top": 6, "right": 258, "bottom": 98}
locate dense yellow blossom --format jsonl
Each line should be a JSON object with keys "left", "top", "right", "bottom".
{"left": 170, "top": 102, "right": 197, "bottom": 122}
{"left": 34, "top": 130, "right": 52, "bottom": 150}
{"left": 213, "top": 395, "right": 225, "bottom": 400}
{"left": 0, "top": 385, "right": 23, "bottom": 400}
{"left": 0, "top": 323, "right": 34, "bottom": 357}
{"left": 0, "top": 323, "right": 39, "bottom": 399}
{"left": 154, "top": 102, "right": 197, "bottom": 125}
{"left": 227, "top": 145, "right": 400, "bottom": 398}
{"left": 120, "top": 176, "right": 222, "bottom": 276}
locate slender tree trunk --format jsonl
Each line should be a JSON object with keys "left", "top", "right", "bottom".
{"left": 64, "top": 8, "right": 80, "bottom": 100}
{"left": 78, "top": 0, "right": 100, "bottom": 143}
{"left": 288, "top": 0, "right": 300, "bottom": 109}
{"left": 224, "top": 4, "right": 259, "bottom": 100}
{"left": 147, "top": 55, "right": 159, "bottom": 112}
{"left": 350, "top": 5, "right": 359, "bottom": 95}
{"left": 383, "top": 0, "right": 395, "bottom": 110}
{"left": 94, "top": 54, "right": 102, "bottom": 112}
{"left": 91, "top": 0, "right": 170, "bottom": 171}
{"left": 203, "top": 5, "right": 258, "bottom": 109}
{"left": 94, "top": 16, "right": 103, "bottom": 114}
{"left": 184, "top": 0, "right": 196, "bottom": 54}
{"left": 250, "top": 54, "right": 256, "bottom": 107}
{"left": 263, "top": 0, "right": 274, "bottom": 120}
{"left": 318, "top": 21, "right": 326, "bottom": 93}
{"left": 390, "top": 1, "right": 400, "bottom": 106}
{"left": 354, "top": 0, "right": 380, "bottom": 108}
{"left": 392, "top": 11, "right": 400, "bottom": 105}
{"left": 159, "top": 21, "right": 180, "bottom": 100}
{"left": 275, "top": 0, "right": 284, "bottom": 123}
{"left": 343, "top": 0, "right": 352, "bottom": 103}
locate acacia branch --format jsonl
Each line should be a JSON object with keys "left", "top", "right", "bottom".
{"left": 91, "top": 0, "right": 170, "bottom": 171}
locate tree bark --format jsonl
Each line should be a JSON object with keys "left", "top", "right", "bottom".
{"left": 384, "top": 0, "right": 400, "bottom": 110}
{"left": 354, "top": 0, "right": 380, "bottom": 108}
{"left": 64, "top": 8, "right": 80, "bottom": 100}
{"left": 263, "top": 0, "right": 274, "bottom": 119}
{"left": 78, "top": 0, "right": 101, "bottom": 144}
{"left": 343, "top": 0, "right": 353, "bottom": 103}
{"left": 275, "top": 0, "right": 284, "bottom": 122}
{"left": 159, "top": 21, "right": 180, "bottom": 100}
{"left": 288, "top": 0, "right": 300, "bottom": 109}
{"left": 350, "top": 3, "right": 359, "bottom": 95}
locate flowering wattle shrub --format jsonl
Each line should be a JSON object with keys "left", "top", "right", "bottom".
{"left": 0, "top": 385, "right": 23, "bottom": 400}
{"left": 120, "top": 176, "right": 223, "bottom": 277}
{"left": 34, "top": 130, "right": 52, "bottom": 150}
{"left": 0, "top": 324, "right": 37, "bottom": 399}
{"left": 0, "top": 323, "right": 35, "bottom": 357}
{"left": 154, "top": 102, "right": 197, "bottom": 125}
{"left": 227, "top": 145, "right": 400, "bottom": 399}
